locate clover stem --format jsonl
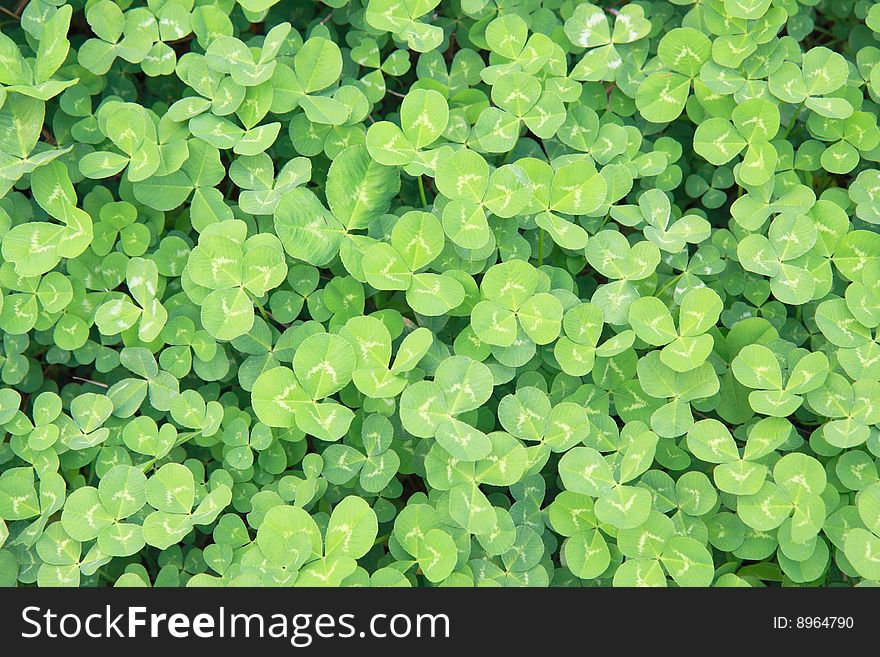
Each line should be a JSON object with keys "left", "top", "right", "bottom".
{"left": 418, "top": 175, "right": 428, "bottom": 206}
{"left": 139, "top": 457, "right": 157, "bottom": 473}
{"left": 810, "top": 26, "right": 836, "bottom": 38}
{"left": 94, "top": 569, "right": 115, "bottom": 584}
{"left": 72, "top": 376, "right": 108, "bottom": 389}
{"left": 537, "top": 229, "right": 545, "bottom": 265}
{"left": 138, "top": 431, "right": 200, "bottom": 472}
{"left": 253, "top": 297, "right": 287, "bottom": 329}
{"left": 175, "top": 431, "right": 199, "bottom": 446}
{"left": 782, "top": 100, "right": 805, "bottom": 139}
{"left": 254, "top": 297, "right": 270, "bottom": 322}
{"left": 0, "top": 5, "right": 19, "bottom": 19}
{"left": 656, "top": 272, "right": 682, "bottom": 298}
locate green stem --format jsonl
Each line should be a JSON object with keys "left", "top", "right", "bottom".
{"left": 253, "top": 296, "right": 287, "bottom": 329}
{"left": 417, "top": 175, "right": 428, "bottom": 206}
{"left": 139, "top": 457, "right": 158, "bottom": 473}
{"left": 253, "top": 296, "right": 270, "bottom": 322}
{"left": 810, "top": 26, "right": 837, "bottom": 38}
{"left": 94, "top": 569, "right": 116, "bottom": 584}
{"left": 537, "top": 229, "right": 545, "bottom": 266}
{"left": 783, "top": 100, "right": 805, "bottom": 140}
{"left": 656, "top": 273, "right": 682, "bottom": 298}
{"left": 139, "top": 431, "right": 199, "bottom": 472}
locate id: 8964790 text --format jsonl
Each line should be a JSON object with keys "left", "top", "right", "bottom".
{"left": 773, "top": 617, "right": 854, "bottom": 630}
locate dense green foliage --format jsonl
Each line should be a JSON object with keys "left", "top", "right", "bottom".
{"left": 0, "top": 0, "right": 879, "bottom": 588}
